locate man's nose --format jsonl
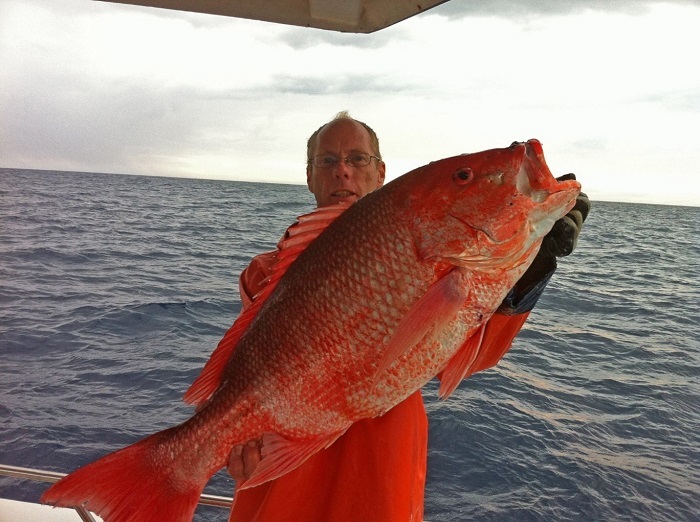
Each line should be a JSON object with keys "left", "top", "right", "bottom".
{"left": 334, "top": 161, "right": 352, "bottom": 179}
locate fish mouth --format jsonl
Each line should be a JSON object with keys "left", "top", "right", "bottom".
{"left": 516, "top": 140, "right": 581, "bottom": 215}
{"left": 509, "top": 140, "right": 582, "bottom": 246}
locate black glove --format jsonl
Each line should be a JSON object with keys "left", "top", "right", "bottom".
{"left": 539, "top": 173, "right": 590, "bottom": 258}
{"left": 497, "top": 174, "right": 590, "bottom": 315}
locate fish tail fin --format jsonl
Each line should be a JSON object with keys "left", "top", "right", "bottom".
{"left": 41, "top": 427, "right": 209, "bottom": 522}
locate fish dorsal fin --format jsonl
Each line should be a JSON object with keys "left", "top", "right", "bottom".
{"left": 235, "top": 428, "right": 349, "bottom": 491}
{"left": 183, "top": 309, "right": 259, "bottom": 405}
{"left": 373, "top": 268, "right": 470, "bottom": 385}
{"left": 437, "top": 322, "right": 487, "bottom": 399}
{"left": 183, "top": 203, "right": 350, "bottom": 406}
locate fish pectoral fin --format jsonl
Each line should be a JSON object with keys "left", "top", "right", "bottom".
{"left": 237, "top": 429, "right": 349, "bottom": 490}
{"left": 373, "top": 269, "right": 470, "bottom": 384}
{"left": 438, "top": 323, "right": 487, "bottom": 399}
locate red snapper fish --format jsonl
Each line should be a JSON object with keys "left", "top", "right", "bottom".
{"left": 42, "top": 139, "right": 581, "bottom": 521}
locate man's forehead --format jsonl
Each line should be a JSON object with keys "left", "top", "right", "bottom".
{"left": 316, "top": 120, "right": 371, "bottom": 149}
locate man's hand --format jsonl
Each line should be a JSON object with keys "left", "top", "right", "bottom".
{"left": 539, "top": 174, "right": 591, "bottom": 258}
{"left": 496, "top": 174, "right": 589, "bottom": 315}
{"left": 228, "top": 440, "right": 263, "bottom": 482}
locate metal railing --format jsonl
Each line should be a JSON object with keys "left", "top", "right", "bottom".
{"left": 0, "top": 463, "right": 233, "bottom": 521}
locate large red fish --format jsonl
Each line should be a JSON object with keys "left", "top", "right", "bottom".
{"left": 42, "top": 139, "right": 581, "bottom": 521}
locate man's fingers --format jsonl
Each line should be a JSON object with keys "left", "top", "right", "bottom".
{"left": 573, "top": 193, "right": 591, "bottom": 223}
{"left": 541, "top": 216, "right": 578, "bottom": 257}
{"left": 228, "top": 445, "right": 245, "bottom": 481}
{"left": 227, "top": 439, "right": 264, "bottom": 482}
{"left": 555, "top": 174, "right": 590, "bottom": 225}
{"left": 243, "top": 439, "right": 262, "bottom": 477}
{"left": 556, "top": 173, "right": 577, "bottom": 182}
{"left": 540, "top": 176, "right": 589, "bottom": 259}
{"left": 567, "top": 209, "right": 584, "bottom": 230}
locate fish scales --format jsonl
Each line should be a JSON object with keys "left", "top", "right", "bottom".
{"left": 226, "top": 186, "right": 429, "bottom": 430}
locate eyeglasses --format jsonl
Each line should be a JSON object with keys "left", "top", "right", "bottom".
{"left": 308, "top": 153, "right": 381, "bottom": 168}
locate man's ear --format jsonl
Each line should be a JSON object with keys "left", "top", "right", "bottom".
{"left": 377, "top": 161, "right": 386, "bottom": 187}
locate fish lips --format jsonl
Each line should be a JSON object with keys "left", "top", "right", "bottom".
{"left": 508, "top": 140, "right": 581, "bottom": 235}
{"left": 515, "top": 140, "right": 581, "bottom": 207}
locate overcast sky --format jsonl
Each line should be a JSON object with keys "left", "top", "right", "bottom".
{"left": 1, "top": 0, "right": 699, "bottom": 206}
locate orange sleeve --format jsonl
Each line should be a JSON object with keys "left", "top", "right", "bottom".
{"left": 238, "top": 250, "right": 278, "bottom": 311}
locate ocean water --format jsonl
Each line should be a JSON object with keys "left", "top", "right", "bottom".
{"left": 1, "top": 168, "right": 698, "bottom": 521}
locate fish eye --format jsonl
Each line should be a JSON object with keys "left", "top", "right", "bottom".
{"left": 453, "top": 168, "right": 474, "bottom": 185}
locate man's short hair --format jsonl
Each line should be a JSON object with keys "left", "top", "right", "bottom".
{"left": 306, "top": 111, "right": 382, "bottom": 162}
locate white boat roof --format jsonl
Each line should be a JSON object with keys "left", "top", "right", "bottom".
{"left": 97, "top": 0, "right": 449, "bottom": 33}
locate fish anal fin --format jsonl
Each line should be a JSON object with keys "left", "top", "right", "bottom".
{"left": 438, "top": 323, "right": 487, "bottom": 399}
{"left": 373, "top": 269, "right": 470, "bottom": 383}
{"left": 237, "top": 429, "right": 348, "bottom": 491}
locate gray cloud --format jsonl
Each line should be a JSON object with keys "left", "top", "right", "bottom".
{"left": 431, "top": 0, "right": 700, "bottom": 19}
{"left": 267, "top": 73, "right": 422, "bottom": 96}
{"left": 258, "top": 0, "right": 700, "bottom": 52}
{"left": 1, "top": 67, "right": 229, "bottom": 173}
{"left": 2, "top": 0, "right": 699, "bottom": 204}
{"left": 640, "top": 88, "right": 700, "bottom": 112}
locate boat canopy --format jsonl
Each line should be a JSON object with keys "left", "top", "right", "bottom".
{"left": 97, "top": 0, "right": 449, "bottom": 33}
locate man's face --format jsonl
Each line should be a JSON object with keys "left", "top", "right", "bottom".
{"left": 306, "top": 119, "right": 386, "bottom": 208}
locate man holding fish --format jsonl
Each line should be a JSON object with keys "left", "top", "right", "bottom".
{"left": 42, "top": 112, "right": 588, "bottom": 522}
{"left": 226, "top": 111, "right": 590, "bottom": 521}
